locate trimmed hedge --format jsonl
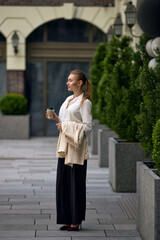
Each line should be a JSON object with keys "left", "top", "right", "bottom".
{"left": 0, "top": 94, "right": 28, "bottom": 115}
{"left": 152, "top": 119, "right": 160, "bottom": 172}
{"left": 90, "top": 33, "right": 159, "bottom": 151}
{"left": 97, "top": 35, "right": 140, "bottom": 141}
{"left": 90, "top": 42, "right": 106, "bottom": 118}
{"left": 97, "top": 36, "right": 123, "bottom": 125}
{"left": 112, "top": 35, "right": 149, "bottom": 141}
{"left": 136, "top": 34, "right": 160, "bottom": 154}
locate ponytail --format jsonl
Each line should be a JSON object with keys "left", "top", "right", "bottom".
{"left": 80, "top": 79, "right": 91, "bottom": 105}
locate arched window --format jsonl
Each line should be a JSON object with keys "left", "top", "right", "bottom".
{"left": 27, "top": 19, "right": 106, "bottom": 43}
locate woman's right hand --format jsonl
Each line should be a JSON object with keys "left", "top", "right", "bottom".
{"left": 46, "top": 111, "right": 59, "bottom": 122}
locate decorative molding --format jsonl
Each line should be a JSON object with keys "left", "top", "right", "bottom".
{"left": 63, "top": 3, "right": 75, "bottom": 19}
{"left": 0, "top": 0, "right": 114, "bottom": 7}
{"left": 27, "top": 42, "right": 99, "bottom": 61}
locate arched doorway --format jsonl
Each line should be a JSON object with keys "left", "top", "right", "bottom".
{"left": 26, "top": 18, "right": 106, "bottom": 136}
{"left": 0, "top": 32, "right": 6, "bottom": 99}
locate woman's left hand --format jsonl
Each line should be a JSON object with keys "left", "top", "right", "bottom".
{"left": 56, "top": 123, "right": 62, "bottom": 131}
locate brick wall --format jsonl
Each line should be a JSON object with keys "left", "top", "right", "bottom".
{"left": 7, "top": 71, "right": 25, "bottom": 95}
{"left": 0, "top": 0, "right": 114, "bottom": 6}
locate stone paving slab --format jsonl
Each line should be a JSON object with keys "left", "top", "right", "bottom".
{"left": 36, "top": 229, "right": 106, "bottom": 237}
{"left": 0, "top": 238, "right": 71, "bottom": 240}
{"left": 0, "top": 224, "right": 47, "bottom": 230}
{"left": 72, "top": 238, "right": 107, "bottom": 240}
{"left": 106, "top": 238, "right": 141, "bottom": 240}
{"left": 0, "top": 219, "right": 34, "bottom": 224}
{"left": 72, "top": 238, "right": 142, "bottom": 240}
{"left": 0, "top": 214, "right": 50, "bottom": 219}
{"left": 0, "top": 231, "right": 35, "bottom": 237}
{"left": 99, "top": 219, "right": 136, "bottom": 224}
{"left": 105, "top": 230, "right": 140, "bottom": 237}
{"left": 0, "top": 137, "right": 142, "bottom": 240}
{"left": 114, "top": 224, "right": 137, "bottom": 230}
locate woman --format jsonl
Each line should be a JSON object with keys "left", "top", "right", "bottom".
{"left": 46, "top": 70, "right": 92, "bottom": 231}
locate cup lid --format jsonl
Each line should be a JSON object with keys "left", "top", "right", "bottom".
{"left": 47, "top": 107, "right": 54, "bottom": 110}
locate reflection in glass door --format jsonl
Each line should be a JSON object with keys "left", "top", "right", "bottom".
{"left": 26, "top": 62, "right": 44, "bottom": 136}
{"left": 27, "top": 61, "right": 89, "bottom": 136}
{"left": 46, "top": 62, "right": 89, "bottom": 136}
{"left": 0, "top": 62, "right": 7, "bottom": 98}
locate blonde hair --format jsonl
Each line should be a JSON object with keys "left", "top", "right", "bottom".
{"left": 70, "top": 70, "right": 91, "bottom": 105}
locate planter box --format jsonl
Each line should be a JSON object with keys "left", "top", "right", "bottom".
{"left": 0, "top": 114, "right": 30, "bottom": 139}
{"left": 98, "top": 128, "right": 118, "bottom": 167}
{"left": 137, "top": 161, "right": 160, "bottom": 240}
{"left": 109, "top": 137, "right": 146, "bottom": 192}
{"left": 90, "top": 119, "right": 106, "bottom": 155}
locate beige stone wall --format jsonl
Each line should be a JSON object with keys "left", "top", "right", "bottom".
{"left": 0, "top": 0, "right": 143, "bottom": 70}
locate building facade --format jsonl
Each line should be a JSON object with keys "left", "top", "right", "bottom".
{"left": 0, "top": 0, "right": 142, "bottom": 136}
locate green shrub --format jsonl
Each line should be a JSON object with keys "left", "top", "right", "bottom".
{"left": 97, "top": 73, "right": 108, "bottom": 123}
{"left": 103, "top": 36, "right": 134, "bottom": 136}
{"left": 136, "top": 61, "right": 160, "bottom": 154}
{"left": 97, "top": 36, "right": 123, "bottom": 125}
{"left": 90, "top": 42, "right": 106, "bottom": 118}
{"left": 112, "top": 36, "right": 147, "bottom": 141}
{"left": 152, "top": 119, "right": 160, "bottom": 172}
{"left": 0, "top": 93, "right": 28, "bottom": 115}
{"left": 96, "top": 34, "right": 150, "bottom": 142}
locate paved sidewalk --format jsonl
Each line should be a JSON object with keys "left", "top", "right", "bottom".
{"left": 0, "top": 137, "right": 142, "bottom": 240}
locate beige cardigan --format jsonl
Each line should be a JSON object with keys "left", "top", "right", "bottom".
{"left": 56, "top": 121, "right": 89, "bottom": 167}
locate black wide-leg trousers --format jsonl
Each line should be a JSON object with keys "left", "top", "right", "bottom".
{"left": 56, "top": 158, "right": 87, "bottom": 225}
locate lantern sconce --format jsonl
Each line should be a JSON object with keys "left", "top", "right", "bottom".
{"left": 107, "top": 25, "right": 115, "bottom": 42}
{"left": 113, "top": 13, "right": 123, "bottom": 38}
{"left": 12, "top": 31, "right": 19, "bottom": 54}
{"left": 125, "top": 1, "right": 141, "bottom": 38}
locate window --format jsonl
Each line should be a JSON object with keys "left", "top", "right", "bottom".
{"left": 27, "top": 19, "right": 106, "bottom": 43}
{"left": 0, "top": 33, "right": 5, "bottom": 42}
{"left": 26, "top": 25, "right": 44, "bottom": 42}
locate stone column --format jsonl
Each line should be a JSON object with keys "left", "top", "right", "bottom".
{"left": 7, "top": 70, "right": 25, "bottom": 95}
{"left": 6, "top": 30, "right": 26, "bottom": 95}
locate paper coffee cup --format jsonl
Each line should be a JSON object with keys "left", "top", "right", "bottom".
{"left": 47, "top": 108, "right": 54, "bottom": 119}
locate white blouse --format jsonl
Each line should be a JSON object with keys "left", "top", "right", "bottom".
{"left": 58, "top": 93, "right": 93, "bottom": 135}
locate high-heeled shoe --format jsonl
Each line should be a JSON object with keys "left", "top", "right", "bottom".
{"left": 67, "top": 223, "right": 82, "bottom": 231}
{"left": 60, "top": 225, "right": 70, "bottom": 230}
{"left": 67, "top": 225, "right": 79, "bottom": 231}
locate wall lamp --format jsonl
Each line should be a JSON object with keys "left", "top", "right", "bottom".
{"left": 125, "top": 1, "right": 140, "bottom": 38}
{"left": 107, "top": 25, "right": 115, "bottom": 42}
{"left": 107, "top": 14, "right": 123, "bottom": 42}
{"left": 113, "top": 13, "right": 123, "bottom": 38}
{"left": 12, "top": 31, "right": 19, "bottom": 54}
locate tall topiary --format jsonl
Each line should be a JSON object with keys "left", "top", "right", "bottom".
{"left": 135, "top": 34, "right": 160, "bottom": 153}
{"left": 97, "top": 36, "right": 121, "bottom": 124}
{"left": 97, "top": 34, "right": 150, "bottom": 142}
{"left": 112, "top": 35, "right": 149, "bottom": 141}
{"left": 90, "top": 42, "right": 106, "bottom": 118}
{"left": 152, "top": 119, "right": 160, "bottom": 172}
{"left": 104, "top": 36, "right": 133, "bottom": 132}
{"left": 136, "top": 63, "right": 160, "bottom": 154}
{"left": 97, "top": 73, "right": 108, "bottom": 123}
